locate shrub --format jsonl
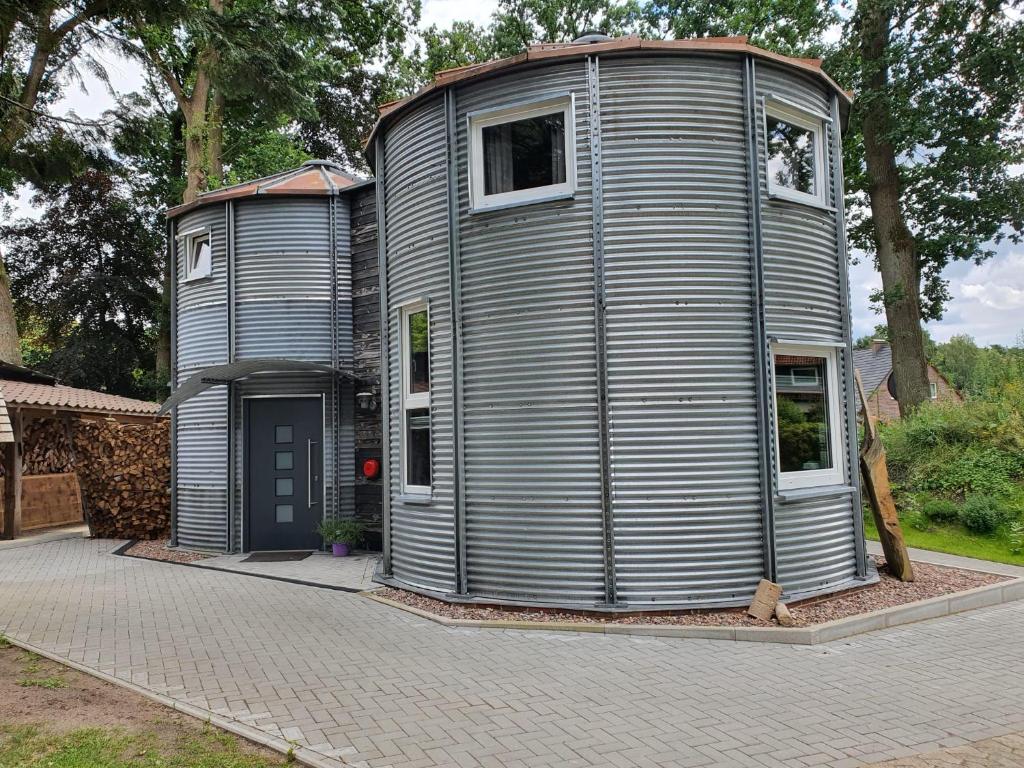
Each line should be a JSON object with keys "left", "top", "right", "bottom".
{"left": 1010, "top": 521, "right": 1024, "bottom": 555}
{"left": 316, "top": 518, "right": 365, "bottom": 546}
{"left": 921, "top": 498, "right": 959, "bottom": 523}
{"left": 958, "top": 494, "right": 1000, "bottom": 535}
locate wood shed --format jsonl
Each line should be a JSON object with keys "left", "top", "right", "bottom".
{"left": 0, "top": 361, "right": 167, "bottom": 541}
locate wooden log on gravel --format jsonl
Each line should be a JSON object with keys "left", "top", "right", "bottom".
{"left": 856, "top": 371, "right": 914, "bottom": 582}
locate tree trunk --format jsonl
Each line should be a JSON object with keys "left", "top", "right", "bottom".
{"left": 857, "top": 0, "right": 931, "bottom": 416}
{"left": 0, "top": 255, "right": 22, "bottom": 365}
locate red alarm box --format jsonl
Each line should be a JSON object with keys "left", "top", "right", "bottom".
{"left": 362, "top": 458, "right": 381, "bottom": 479}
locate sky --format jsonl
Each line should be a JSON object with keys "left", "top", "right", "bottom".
{"left": 6, "top": 0, "right": 1022, "bottom": 347}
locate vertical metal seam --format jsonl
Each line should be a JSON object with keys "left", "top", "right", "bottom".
{"left": 329, "top": 194, "right": 341, "bottom": 524}
{"left": 168, "top": 216, "right": 178, "bottom": 548}
{"left": 588, "top": 55, "right": 616, "bottom": 605}
{"left": 743, "top": 56, "right": 778, "bottom": 582}
{"left": 831, "top": 94, "right": 867, "bottom": 577}
{"left": 375, "top": 134, "right": 392, "bottom": 575}
{"left": 225, "top": 200, "right": 235, "bottom": 552}
{"left": 445, "top": 87, "right": 468, "bottom": 594}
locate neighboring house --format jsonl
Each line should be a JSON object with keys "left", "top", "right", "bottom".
{"left": 853, "top": 340, "right": 962, "bottom": 422}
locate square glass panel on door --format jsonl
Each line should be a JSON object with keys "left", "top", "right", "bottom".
{"left": 245, "top": 396, "right": 323, "bottom": 551}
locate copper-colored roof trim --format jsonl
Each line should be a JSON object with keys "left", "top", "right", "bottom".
{"left": 365, "top": 36, "right": 852, "bottom": 158}
{"left": 166, "top": 160, "right": 366, "bottom": 219}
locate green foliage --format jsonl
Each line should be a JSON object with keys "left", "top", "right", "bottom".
{"left": 958, "top": 494, "right": 1001, "bottom": 536}
{"left": 0, "top": 170, "right": 162, "bottom": 399}
{"left": 832, "top": 1, "right": 1024, "bottom": 323}
{"left": 316, "top": 518, "right": 365, "bottom": 546}
{"left": 881, "top": 396, "right": 1024, "bottom": 498}
{"left": 17, "top": 676, "right": 68, "bottom": 689}
{"left": 1010, "top": 521, "right": 1024, "bottom": 556}
{"left": 920, "top": 497, "right": 958, "bottom": 524}
{"left": 931, "top": 334, "right": 1024, "bottom": 399}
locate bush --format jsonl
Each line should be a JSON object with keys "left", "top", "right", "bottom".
{"left": 958, "top": 495, "right": 1000, "bottom": 535}
{"left": 921, "top": 498, "right": 959, "bottom": 523}
{"left": 316, "top": 518, "right": 365, "bottom": 546}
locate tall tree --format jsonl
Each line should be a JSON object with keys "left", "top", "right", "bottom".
{"left": 0, "top": 169, "right": 163, "bottom": 398}
{"left": 835, "top": 0, "right": 1024, "bottom": 415}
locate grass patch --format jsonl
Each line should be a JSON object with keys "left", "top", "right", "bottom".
{"left": 17, "top": 676, "right": 67, "bottom": 690}
{"left": 0, "top": 724, "right": 288, "bottom": 768}
{"left": 0, "top": 636, "right": 9, "bottom": 650}
{"left": 864, "top": 513, "right": 1024, "bottom": 566}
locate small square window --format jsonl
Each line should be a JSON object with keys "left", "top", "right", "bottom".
{"left": 275, "top": 504, "right": 293, "bottom": 523}
{"left": 469, "top": 95, "right": 576, "bottom": 211}
{"left": 764, "top": 100, "right": 826, "bottom": 208}
{"left": 275, "top": 478, "right": 293, "bottom": 496}
{"left": 184, "top": 232, "right": 212, "bottom": 280}
{"left": 275, "top": 451, "right": 293, "bottom": 471}
{"left": 930, "top": 382, "right": 938, "bottom": 399}
{"left": 275, "top": 425, "right": 293, "bottom": 444}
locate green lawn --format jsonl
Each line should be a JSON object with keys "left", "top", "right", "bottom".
{"left": 0, "top": 724, "right": 288, "bottom": 768}
{"left": 863, "top": 513, "right": 1024, "bottom": 566}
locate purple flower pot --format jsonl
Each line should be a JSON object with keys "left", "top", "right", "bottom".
{"left": 331, "top": 542, "right": 350, "bottom": 557}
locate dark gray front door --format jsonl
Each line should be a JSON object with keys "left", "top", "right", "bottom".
{"left": 245, "top": 396, "right": 322, "bottom": 551}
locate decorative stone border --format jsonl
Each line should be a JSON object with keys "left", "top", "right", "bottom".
{"left": 363, "top": 576, "right": 1024, "bottom": 645}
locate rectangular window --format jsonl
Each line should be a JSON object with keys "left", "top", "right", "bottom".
{"left": 469, "top": 95, "right": 576, "bottom": 211}
{"left": 773, "top": 345, "right": 843, "bottom": 490}
{"left": 930, "top": 381, "right": 938, "bottom": 399}
{"left": 401, "top": 302, "right": 431, "bottom": 494}
{"left": 184, "top": 231, "right": 212, "bottom": 281}
{"left": 764, "top": 99, "right": 826, "bottom": 208}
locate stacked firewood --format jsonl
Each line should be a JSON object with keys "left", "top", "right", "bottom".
{"left": 22, "top": 418, "right": 75, "bottom": 474}
{"left": 71, "top": 418, "right": 171, "bottom": 540}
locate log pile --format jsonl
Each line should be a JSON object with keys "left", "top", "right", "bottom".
{"left": 71, "top": 418, "right": 171, "bottom": 540}
{"left": 22, "top": 418, "right": 75, "bottom": 475}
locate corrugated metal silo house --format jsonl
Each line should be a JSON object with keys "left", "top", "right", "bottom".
{"left": 167, "top": 33, "right": 871, "bottom": 611}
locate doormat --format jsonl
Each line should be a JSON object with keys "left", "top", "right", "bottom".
{"left": 242, "top": 551, "right": 313, "bottom": 563}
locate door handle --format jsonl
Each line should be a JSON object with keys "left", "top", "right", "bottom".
{"left": 307, "top": 439, "right": 319, "bottom": 508}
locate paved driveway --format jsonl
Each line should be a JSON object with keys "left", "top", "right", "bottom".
{"left": 1, "top": 538, "right": 1022, "bottom": 768}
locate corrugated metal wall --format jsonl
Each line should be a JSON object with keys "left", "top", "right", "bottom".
{"left": 383, "top": 96, "right": 458, "bottom": 591}
{"left": 174, "top": 204, "right": 229, "bottom": 550}
{"left": 756, "top": 63, "right": 858, "bottom": 593}
{"left": 174, "top": 194, "right": 356, "bottom": 552}
{"left": 456, "top": 62, "right": 606, "bottom": 603}
{"left": 600, "top": 56, "right": 764, "bottom": 606}
{"left": 375, "top": 51, "right": 862, "bottom": 606}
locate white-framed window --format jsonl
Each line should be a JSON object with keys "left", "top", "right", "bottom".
{"left": 772, "top": 344, "right": 844, "bottom": 490}
{"left": 468, "top": 94, "right": 577, "bottom": 212}
{"left": 930, "top": 381, "right": 938, "bottom": 399}
{"left": 183, "top": 230, "right": 212, "bottom": 281}
{"left": 763, "top": 98, "right": 827, "bottom": 208}
{"left": 400, "top": 301, "right": 431, "bottom": 495}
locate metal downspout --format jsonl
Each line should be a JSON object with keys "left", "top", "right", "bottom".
{"left": 375, "top": 134, "right": 392, "bottom": 576}
{"left": 445, "top": 87, "right": 468, "bottom": 594}
{"left": 225, "top": 200, "right": 236, "bottom": 552}
{"left": 831, "top": 94, "right": 868, "bottom": 578}
{"left": 743, "top": 56, "right": 778, "bottom": 582}
{"left": 168, "top": 217, "right": 178, "bottom": 547}
{"left": 588, "top": 55, "right": 616, "bottom": 606}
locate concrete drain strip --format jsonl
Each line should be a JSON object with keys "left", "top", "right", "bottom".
{"left": 1, "top": 636, "right": 352, "bottom": 768}
{"left": 364, "top": 577, "right": 1024, "bottom": 644}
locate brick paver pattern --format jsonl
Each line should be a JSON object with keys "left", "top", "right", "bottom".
{"left": 1, "top": 539, "right": 1022, "bottom": 768}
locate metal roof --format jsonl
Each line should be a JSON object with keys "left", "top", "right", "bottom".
{"left": 0, "top": 386, "right": 13, "bottom": 442}
{"left": 366, "top": 35, "right": 853, "bottom": 159}
{"left": 0, "top": 379, "right": 162, "bottom": 416}
{"left": 166, "top": 160, "right": 366, "bottom": 219}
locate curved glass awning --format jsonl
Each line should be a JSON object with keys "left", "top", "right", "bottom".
{"left": 158, "top": 359, "right": 355, "bottom": 415}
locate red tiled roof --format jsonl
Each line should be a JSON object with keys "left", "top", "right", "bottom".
{"left": 0, "top": 379, "right": 162, "bottom": 416}
{"left": 166, "top": 160, "right": 366, "bottom": 219}
{"left": 366, "top": 35, "right": 852, "bottom": 154}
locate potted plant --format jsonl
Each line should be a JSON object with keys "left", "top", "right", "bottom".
{"left": 316, "top": 518, "right": 364, "bottom": 557}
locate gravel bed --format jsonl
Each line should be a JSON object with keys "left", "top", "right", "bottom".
{"left": 125, "top": 539, "right": 212, "bottom": 564}
{"left": 377, "top": 557, "right": 1010, "bottom": 628}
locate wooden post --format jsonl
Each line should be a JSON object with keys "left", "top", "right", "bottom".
{"left": 855, "top": 371, "right": 914, "bottom": 581}
{"left": 2, "top": 409, "right": 22, "bottom": 539}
